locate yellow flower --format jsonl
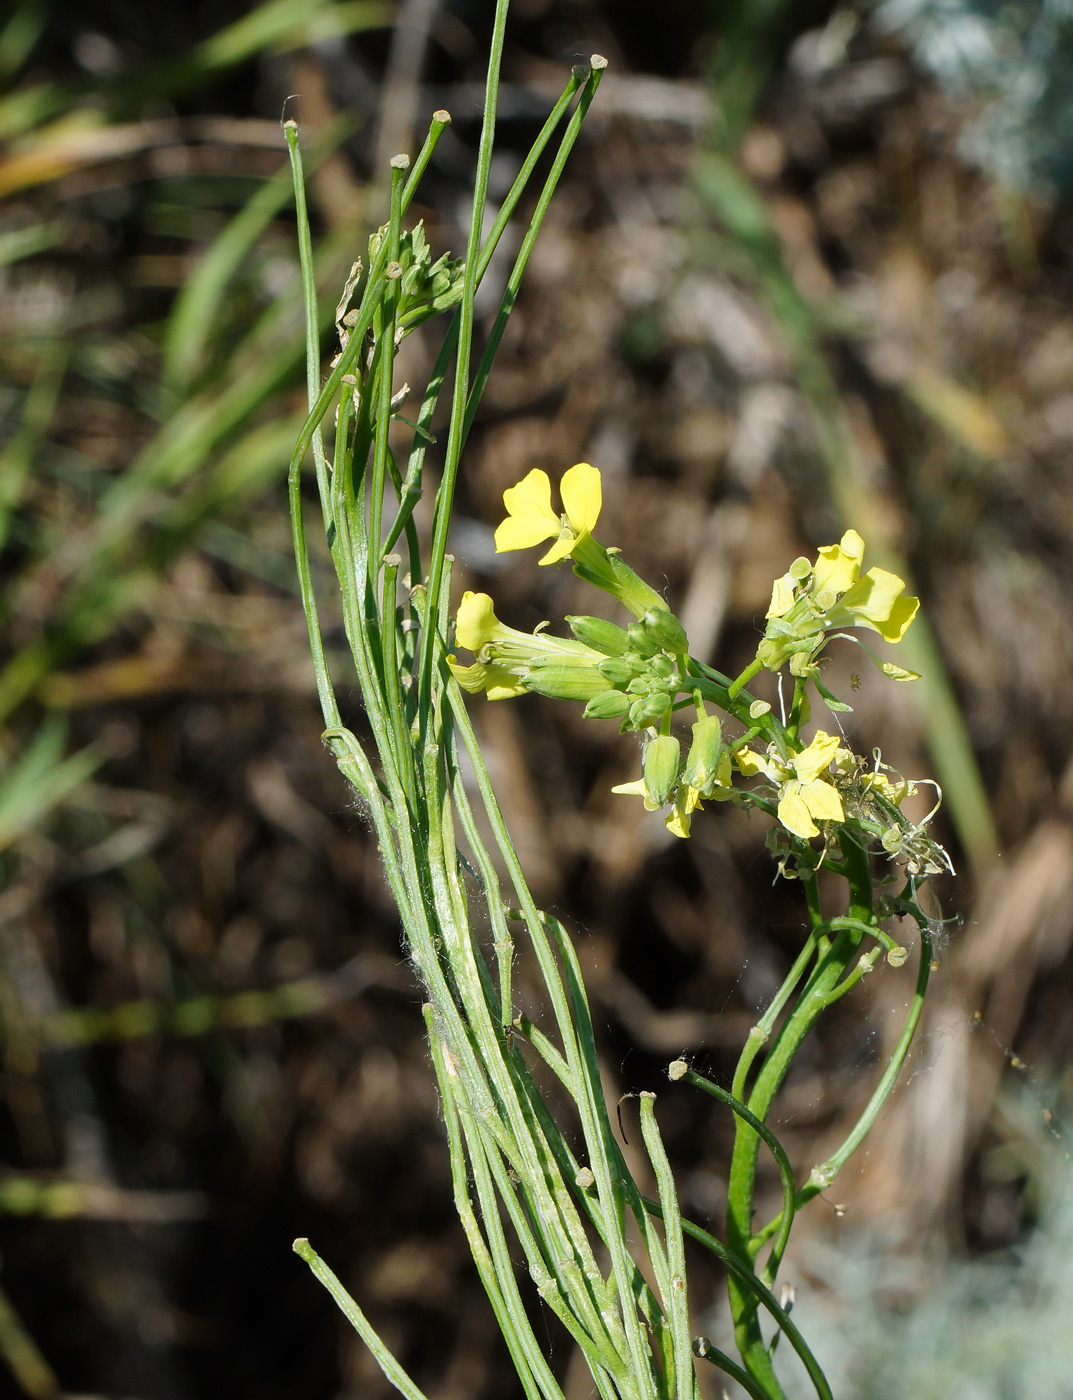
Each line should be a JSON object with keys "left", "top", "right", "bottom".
{"left": 811, "top": 531, "right": 865, "bottom": 601}
{"left": 494, "top": 463, "right": 602, "bottom": 565}
{"left": 455, "top": 591, "right": 509, "bottom": 652}
{"left": 825, "top": 566, "right": 918, "bottom": 644}
{"left": 737, "top": 731, "right": 845, "bottom": 841}
{"left": 760, "top": 530, "right": 919, "bottom": 674}
{"left": 449, "top": 657, "right": 527, "bottom": 701}
{"left": 449, "top": 591, "right": 609, "bottom": 702}
{"left": 778, "top": 731, "right": 844, "bottom": 839}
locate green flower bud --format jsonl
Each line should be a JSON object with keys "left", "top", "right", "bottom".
{"left": 566, "top": 615, "right": 630, "bottom": 655}
{"left": 524, "top": 661, "right": 611, "bottom": 702}
{"left": 643, "top": 735, "right": 681, "bottom": 808}
{"left": 626, "top": 623, "right": 661, "bottom": 658}
{"left": 583, "top": 690, "right": 630, "bottom": 720}
{"left": 683, "top": 715, "right": 723, "bottom": 789}
{"left": 598, "top": 656, "right": 645, "bottom": 686}
{"left": 638, "top": 606, "right": 688, "bottom": 654}
{"left": 626, "top": 677, "right": 648, "bottom": 695}
{"left": 630, "top": 693, "right": 671, "bottom": 727}
{"left": 648, "top": 653, "right": 674, "bottom": 680}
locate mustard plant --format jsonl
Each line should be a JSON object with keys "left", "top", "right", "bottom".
{"left": 286, "top": 15, "right": 951, "bottom": 1398}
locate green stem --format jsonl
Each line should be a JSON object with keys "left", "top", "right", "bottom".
{"left": 641, "top": 1201, "right": 832, "bottom": 1400}
{"left": 638, "top": 1094, "right": 693, "bottom": 1400}
{"left": 417, "top": 0, "right": 510, "bottom": 714}
{"left": 677, "top": 1068, "right": 795, "bottom": 1284}
{"left": 724, "top": 835, "right": 875, "bottom": 1388}
{"left": 753, "top": 926, "right": 933, "bottom": 1249}
{"left": 293, "top": 1239, "right": 430, "bottom": 1400}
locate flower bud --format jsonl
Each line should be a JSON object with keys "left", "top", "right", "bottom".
{"left": 648, "top": 653, "right": 674, "bottom": 680}
{"left": 638, "top": 606, "right": 688, "bottom": 654}
{"left": 598, "top": 656, "right": 645, "bottom": 686}
{"left": 524, "top": 661, "right": 611, "bottom": 702}
{"left": 643, "top": 735, "right": 681, "bottom": 808}
{"left": 630, "top": 693, "right": 671, "bottom": 727}
{"left": 583, "top": 690, "right": 630, "bottom": 720}
{"left": 566, "top": 615, "right": 630, "bottom": 655}
{"left": 683, "top": 714, "right": 723, "bottom": 790}
{"left": 626, "top": 622, "right": 660, "bottom": 658}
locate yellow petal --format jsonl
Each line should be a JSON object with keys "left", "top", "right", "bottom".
{"left": 611, "top": 778, "right": 647, "bottom": 797}
{"left": 448, "top": 656, "right": 485, "bottom": 692}
{"left": 801, "top": 777, "right": 844, "bottom": 824}
{"left": 484, "top": 669, "right": 530, "bottom": 701}
{"left": 828, "top": 568, "right": 917, "bottom": 640}
{"left": 812, "top": 530, "right": 864, "bottom": 597}
{"left": 494, "top": 469, "right": 560, "bottom": 552}
{"left": 455, "top": 591, "right": 500, "bottom": 651}
{"left": 717, "top": 750, "right": 734, "bottom": 788}
{"left": 792, "top": 731, "right": 840, "bottom": 782}
{"left": 839, "top": 529, "right": 865, "bottom": 564}
{"left": 448, "top": 656, "right": 527, "bottom": 700}
{"left": 559, "top": 462, "right": 602, "bottom": 535}
{"left": 735, "top": 748, "right": 771, "bottom": 778}
{"left": 778, "top": 781, "right": 820, "bottom": 839}
{"left": 872, "top": 589, "right": 919, "bottom": 644}
{"left": 665, "top": 805, "right": 692, "bottom": 839}
{"left": 538, "top": 527, "right": 578, "bottom": 566}
{"left": 766, "top": 574, "right": 796, "bottom": 619}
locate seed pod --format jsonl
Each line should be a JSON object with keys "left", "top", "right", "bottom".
{"left": 638, "top": 607, "right": 688, "bottom": 654}
{"left": 643, "top": 735, "right": 681, "bottom": 808}
{"left": 566, "top": 615, "right": 630, "bottom": 655}
{"left": 583, "top": 690, "right": 630, "bottom": 720}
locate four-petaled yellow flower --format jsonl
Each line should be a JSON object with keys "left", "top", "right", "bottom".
{"left": 765, "top": 529, "right": 919, "bottom": 647}
{"left": 737, "top": 731, "right": 845, "bottom": 841}
{"left": 494, "top": 463, "right": 602, "bottom": 565}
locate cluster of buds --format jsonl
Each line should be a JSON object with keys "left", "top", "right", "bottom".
{"left": 573, "top": 608, "right": 688, "bottom": 730}
{"left": 335, "top": 218, "right": 466, "bottom": 361}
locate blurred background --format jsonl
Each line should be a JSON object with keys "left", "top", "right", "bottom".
{"left": 2, "top": 1, "right": 1073, "bottom": 1397}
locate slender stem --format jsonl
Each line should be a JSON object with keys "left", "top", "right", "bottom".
{"left": 368, "top": 160, "right": 407, "bottom": 583}
{"left": 418, "top": 0, "right": 510, "bottom": 712}
{"left": 724, "top": 836, "right": 876, "bottom": 1386}
{"left": 285, "top": 125, "right": 344, "bottom": 733}
{"left": 641, "top": 1200, "right": 832, "bottom": 1400}
{"left": 813, "top": 926, "right": 932, "bottom": 1186}
{"left": 293, "top": 1239, "right": 430, "bottom": 1400}
{"left": 638, "top": 1094, "right": 694, "bottom": 1400}
{"left": 462, "top": 62, "right": 606, "bottom": 444}
{"left": 400, "top": 110, "right": 452, "bottom": 212}
{"left": 429, "top": 1014, "right": 559, "bottom": 1400}
{"left": 284, "top": 121, "right": 330, "bottom": 496}
{"left": 677, "top": 1068, "right": 796, "bottom": 1283}
{"left": 731, "top": 930, "right": 819, "bottom": 1104}
{"left": 694, "top": 1342, "right": 779, "bottom": 1400}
